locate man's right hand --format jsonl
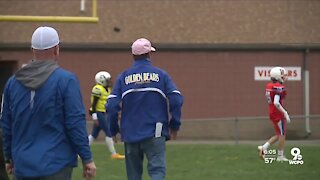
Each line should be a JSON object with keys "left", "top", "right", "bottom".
{"left": 5, "top": 162, "right": 13, "bottom": 174}
{"left": 169, "top": 129, "right": 178, "bottom": 140}
{"left": 83, "top": 161, "right": 96, "bottom": 180}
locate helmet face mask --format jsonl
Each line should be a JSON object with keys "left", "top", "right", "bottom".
{"left": 95, "top": 71, "right": 111, "bottom": 87}
{"left": 270, "top": 67, "right": 287, "bottom": 83}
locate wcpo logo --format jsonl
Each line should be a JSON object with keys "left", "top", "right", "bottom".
{"left": 289, "top": 147, "right": 304, "bottom": 165}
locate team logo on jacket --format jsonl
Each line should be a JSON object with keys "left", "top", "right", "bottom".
{"left": 125, "top": 73, "right": 159, "bottom": 85}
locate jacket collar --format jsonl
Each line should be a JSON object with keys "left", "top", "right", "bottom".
{"left": 133, "top": 58, "right": 151, "bottom": 66}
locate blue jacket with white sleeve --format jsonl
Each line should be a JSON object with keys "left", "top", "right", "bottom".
{"left": 0, "top": 60, "right": 92, "bottom": 178}
{"left": 106, "top": 58, "right": 183, "bottom": 143}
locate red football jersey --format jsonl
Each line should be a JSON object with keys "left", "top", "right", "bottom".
{"left": 265, "top": 82, "right": 287, "bottom": 122}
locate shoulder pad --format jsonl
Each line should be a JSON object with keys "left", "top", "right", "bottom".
{"left": 272, "top": 85, "right": 286, "bottom": 93}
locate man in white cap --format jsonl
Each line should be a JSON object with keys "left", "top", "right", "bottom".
{"left": 1, "top": 26, "right": 96, "bottom": 180}
{"left": 106, "top": 38, "right": 183, "bottom": 180}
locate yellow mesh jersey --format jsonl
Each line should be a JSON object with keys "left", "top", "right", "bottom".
{"left": 90, "top": 84, "right": 111, "bottom": 112}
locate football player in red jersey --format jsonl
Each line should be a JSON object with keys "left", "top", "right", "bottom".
{"left": 258, "top": 67, "right": 291, "bottom": 162}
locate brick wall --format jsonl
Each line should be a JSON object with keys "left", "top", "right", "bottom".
{"left": 1, "top": 0, "right": 320, "bottom": 44}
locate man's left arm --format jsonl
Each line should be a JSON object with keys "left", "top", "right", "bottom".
{"left": 106, "top": 76, "right": 122, "bottom": 137}
{"left": 274, "top": 94, "right": 290, "bottom": 123}
{"left": 62, "top": 75, "right": 92, "bottom": 164}
{"left": 0, "top": 79, "right": 13, "bottom": 167}
{"left": 165, "top": 74, "right": 184, "bottom": 138}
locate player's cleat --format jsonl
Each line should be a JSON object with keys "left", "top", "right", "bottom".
{"left": 276, "top": 156, "right": 289, "bottom": 162}
{"left": 258, "top": 146, "right": 265, "bottom": 159}
{"left": 111, "top": 153, "right": 125, "bottom": 160}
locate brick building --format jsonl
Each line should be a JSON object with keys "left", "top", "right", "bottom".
{"left": 1, "top": 0, "right": 320, "bottom": 139}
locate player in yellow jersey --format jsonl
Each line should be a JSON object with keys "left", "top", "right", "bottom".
{"left": 88, "top": 71, "right": 125, "bottom": 159}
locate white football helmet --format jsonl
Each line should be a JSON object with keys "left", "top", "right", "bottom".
{"left": 270, "top": 67, "right": 287, "bottom": 83}
{"left": 95, "top": 71, "right": 111, "bottom": 86}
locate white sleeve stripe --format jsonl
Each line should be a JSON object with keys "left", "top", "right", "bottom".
{"left": 30, "top": 90, "right": 35, "bottom": 109}
{"left": 122, "top": 88, "right": 166, "bottom": 99}
{"left": 0, "top": 94, "right": 4, "bottom": 118}
{"left": 172, "top": 90, "right": 181, "bottom": 94}
{"left": 273, "top": 94, "right": 280, "bottom": 104}
{"left": 107, "top": 94, "right": 117, "bottom": 99}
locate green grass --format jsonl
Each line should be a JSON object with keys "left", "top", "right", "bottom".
{"left": 73, "top": 143, "right": 320, "bottom": 180}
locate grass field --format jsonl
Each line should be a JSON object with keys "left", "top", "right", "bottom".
{"left": 73, "top": 142, "right": 320, "bottom": 180}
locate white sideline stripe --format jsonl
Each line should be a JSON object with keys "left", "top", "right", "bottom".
{"left": 122, "top": 88, "right": 166, "bottom": 98}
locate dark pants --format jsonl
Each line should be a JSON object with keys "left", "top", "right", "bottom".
{"left": 0, "top": 130, "right": 10, "bottom": 180}
{"left": 91, "top": 112, "right": 112, "bottom": 138}
{"left": 14, "top": 167, "right": 73, "bottom": 180}
{"left": 124, "top": 137, "right": 166, "bottom": 180}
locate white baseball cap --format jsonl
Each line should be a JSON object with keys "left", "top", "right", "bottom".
{"left": 131, "top": 38, "right": 156, "bottom": 55}
{"left": 31, "top": 26, "right": 60, "bottom": 50}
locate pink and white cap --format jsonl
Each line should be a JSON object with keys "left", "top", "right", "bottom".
{"left": 131, "top": 38, "right": 156, "bottom": 55}
{"left": 31, "top": 26, "right": 60, "bottom": 50}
